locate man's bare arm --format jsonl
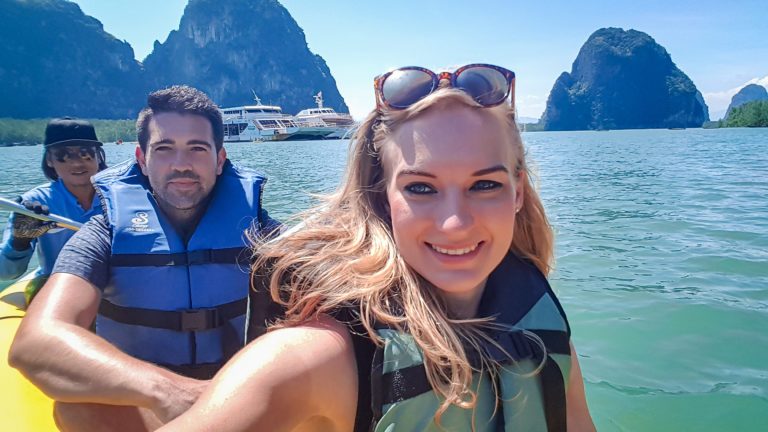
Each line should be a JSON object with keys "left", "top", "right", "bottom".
{"left": 9, "top": 273, "right": 207, "bottom": 422}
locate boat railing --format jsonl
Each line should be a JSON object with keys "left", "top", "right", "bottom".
{"left": 294, "top": 117, "right": 328, "bottom": 128}
{"left": 255, "top": 118, "right": 301, "bottom": 130}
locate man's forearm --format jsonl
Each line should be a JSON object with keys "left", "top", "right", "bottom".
{"left": 9, "top": 319, "right": 182, "bottom": 410}
{"left": 9, "top": 271, "right": 208, "bottom": 423}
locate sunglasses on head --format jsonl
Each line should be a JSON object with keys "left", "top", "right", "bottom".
{"left": 374, "top": 64, "right": 515, "bottom": 110}
{"left": 50, "top": 146, "right": 97, "bottom": 163}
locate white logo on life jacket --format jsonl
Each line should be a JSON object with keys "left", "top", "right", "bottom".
{"left": 128, "top": 211, "right": 153, "bottom": 232}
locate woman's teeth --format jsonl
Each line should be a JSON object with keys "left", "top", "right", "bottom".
{"left": 431, "top": 244, "right": 478, "bottom": 255}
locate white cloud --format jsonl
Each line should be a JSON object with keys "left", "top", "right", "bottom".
{"left": 518, "top": 94, "right": 546, "bottom": 120}
{"left": 702, "top": 76, "right": 768, "bottom": 119}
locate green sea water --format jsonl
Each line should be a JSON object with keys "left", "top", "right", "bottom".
{"left": 1, "top": 128, "right": 766, "bottom": 431}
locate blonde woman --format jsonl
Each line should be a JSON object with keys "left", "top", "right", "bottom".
{"left": 161, "top": 64, "right": 595, "bottom": 432}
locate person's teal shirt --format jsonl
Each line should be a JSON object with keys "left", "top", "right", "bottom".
{"left": 0, "top": 179, "right": 102, "bottom": 281}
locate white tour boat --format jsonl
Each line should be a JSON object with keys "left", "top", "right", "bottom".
{"left": 221, "top": 95, "right": 333, "bottom": 142}
{"left": 295, "top": 92, "right": 357, "bottom": 139}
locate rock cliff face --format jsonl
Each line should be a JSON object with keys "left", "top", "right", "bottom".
{"left": 142, "top": 0, "right": 347, "bottom": 114}
{"left": 541, "top": 28, "right": 709, "bottom": 130}
{"left": 724, "top": 84, "right": 768, "bottom": 120}
{"left": 1, "top": 0, "right": 348, "bottom": 119}
{"left": 0, "top": 0, "right": 145, "bottom": 118}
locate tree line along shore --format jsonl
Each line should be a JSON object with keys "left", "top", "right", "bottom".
{"left": 702, "top": 99, "right": 768, "bottom": 129}
{"left": 2, "top": 101, "right": 767, "bottom": 147}
{"left": 0, "top": 118, "right": 137, "bottom": 147}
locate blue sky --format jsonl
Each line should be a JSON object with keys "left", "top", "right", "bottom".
{"left": 71, "top": 0, "right": 768, "bottom": 121}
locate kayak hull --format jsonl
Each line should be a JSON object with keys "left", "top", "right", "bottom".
{"left": 0, "top": 274, "right": 57, "bottom": 430}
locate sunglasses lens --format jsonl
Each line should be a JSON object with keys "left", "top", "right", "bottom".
{"left": 456, "top": 67, "right": 510, "bottom": 106}
{"left": 79, "top": 147, "right": 96, "bottom": 160}
{"left": 382, "top": 69, "right": 436, "bottom": 108}
{"left": 52, "top": 146, "right": 96, "bottom": 162}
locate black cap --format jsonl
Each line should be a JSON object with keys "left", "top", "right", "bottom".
{"left": 44, "top": 117, "right": 103, "bottom": 148}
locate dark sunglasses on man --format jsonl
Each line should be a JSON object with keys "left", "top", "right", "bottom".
{"left": 50, "top": 145, "right": 97, "bottom": 163}
{"left": 374, "top": 63, "right": 515, "bottom": 110}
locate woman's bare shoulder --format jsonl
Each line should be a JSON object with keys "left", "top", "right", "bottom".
{"left": 160, "top": 314, "right": 359, "bottom": 432}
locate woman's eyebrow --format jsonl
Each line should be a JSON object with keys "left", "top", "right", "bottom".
{"left": 472, "top": 165, "right": 509, "bottom": 176}
{"left": 396, "top": 169, "right": 436, "bottom": 179}
{"left": 396, "top": 165, "right": 509, "bottom": 179}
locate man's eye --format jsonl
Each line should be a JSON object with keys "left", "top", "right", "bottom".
{"left": 405, "top": 183, "right": 436, "bottom": 195}
{"left": 471, "top": 180, "right": 502, "bottom": 191}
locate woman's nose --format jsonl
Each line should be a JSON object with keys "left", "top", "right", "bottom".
{"left": 436, "top": 191, "right": 473, "bottom": 232}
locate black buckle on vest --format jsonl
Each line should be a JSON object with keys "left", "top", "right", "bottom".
{"left": 186, "top": 249, "right": 213, "bottom": 266}
{"left": 180, "top": 308, "right": 217, "bottom": 331}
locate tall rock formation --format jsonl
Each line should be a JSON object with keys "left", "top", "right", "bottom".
{"left": 724, "top": 84, "right": 768, "bottom": 120}
{"left": 541, "top": 28, "right": 709, "bottom": 130}
{"left": 142, "top": 0, "right": 348, "bottom": 115}
{"left": 0, "top": 0, "right": 145, "bottom": 119}
{"left": 0, "top": 0, "right": 348, "bottom": 119}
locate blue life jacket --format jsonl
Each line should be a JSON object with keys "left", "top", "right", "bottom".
{"left": 93, "top": 159, "right": 272, "bottom": 378}
{"left": 353, "top": 253, "right": 572, "bottom": 432}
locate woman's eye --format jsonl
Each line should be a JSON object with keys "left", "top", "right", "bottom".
{"left": 471, "top": 180, "right": 502, "bottom": 191}
{"left": 405, "top": 183, "right": 436, "bottom": 195}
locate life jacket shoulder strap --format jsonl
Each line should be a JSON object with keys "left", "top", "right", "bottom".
{"left": 98, "top": 297, "right": 247, "bottom": 331}
{"left": 540, "top": 354, "right": 567, "bottom": 432}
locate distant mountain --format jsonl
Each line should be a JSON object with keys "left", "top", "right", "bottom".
{"left": 541, "top": 28, "right": 709, "bottom": 131}
{"left": 724, "top": 84, "right": 768, "bottom": 120}
{"left": 143, "top": 0, "right": 347, "bottom": 115}
{"left": 0, "top": 0, "right": 348, "bottom": 119}
{"left": 517, "top": 116, "right": 540, "bottom": 124}
{"left": 0, "top": 0, "right": 145, "bottom": 118}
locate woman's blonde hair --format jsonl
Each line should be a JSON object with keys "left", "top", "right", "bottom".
{"left": 252, "top": 88, "right": 554, "bottom": 421}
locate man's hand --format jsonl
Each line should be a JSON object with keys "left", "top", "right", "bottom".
{"left": 11, "top": 199, "right": 56, "bottom": 250}
{"left": 151, "top": 375, "right": 210, "bottom": 423}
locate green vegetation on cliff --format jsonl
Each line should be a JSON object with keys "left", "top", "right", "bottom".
{"left": 724, "top": 100, "right": 768, "bottom": 127}
{"left": 0, "top": 119, "right": 137, "bottom": 146}
{"left": 541, "top": 28, "right": 709, "bottom": 131}
{"left": 703, "top": 101, "right": 768, "bottom": 129}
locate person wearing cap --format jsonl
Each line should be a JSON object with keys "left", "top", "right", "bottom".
{"left": 10, "top": 85, "right": 281, "bottom": 431}
{"left": 0, "top": 117, "right": 107, "bottom": 296}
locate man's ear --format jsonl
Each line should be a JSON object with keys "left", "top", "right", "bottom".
{"left": 135, "top": 146, "right": 148, "bottom": 176}
{"left": 216, "top": 147, "right": 227, "bottom": 175}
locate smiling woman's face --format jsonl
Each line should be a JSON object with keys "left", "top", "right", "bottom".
{"left": 381, "top": 103, "right": 523, "bottom": 316}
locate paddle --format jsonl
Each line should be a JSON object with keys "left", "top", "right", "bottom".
{"left": 0, "top": 196, "right": 82, "bottom": 231}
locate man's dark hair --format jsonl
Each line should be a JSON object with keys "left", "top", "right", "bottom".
{"left": 136, "top": 85, "right": 224, "bottom": 152}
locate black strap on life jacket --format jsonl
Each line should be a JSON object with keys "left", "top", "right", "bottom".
{"left": 161, "top": 361, "right": 223, "bottom": 380}
{"left": 98, "top": 297, "right": 247, "bottom": 332}
{"left": 365, "top": 327, "right": 571, "bottom": 431}
{"left": 245, "top": 258, "right": 288, "bottom": 343}
{"left": 110, "top": 246, "right": 249, "bottom": 267}
{"left": 539, "top": 354, "right": 567, "bottom": 432}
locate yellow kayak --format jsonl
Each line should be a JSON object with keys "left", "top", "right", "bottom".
{"left": 0, "top": 274, "right": 57, "bottom": 431}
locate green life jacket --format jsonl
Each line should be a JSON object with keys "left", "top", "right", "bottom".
{"left": 356, "top": 253, "right": 572, "bottom": 432}
{"left": 245, "top": 253, "right": 572, "bottom": 431}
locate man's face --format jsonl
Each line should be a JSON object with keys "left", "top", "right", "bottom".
{"left": 46, "top": 145, "right": 101, "bottom": 188}
{"left": 136, "top": 112, "right": 225, "bottom": 217}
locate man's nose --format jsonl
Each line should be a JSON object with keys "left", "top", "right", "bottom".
{"left": 169, "top": 150, "right": 193, "bottom": 170}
